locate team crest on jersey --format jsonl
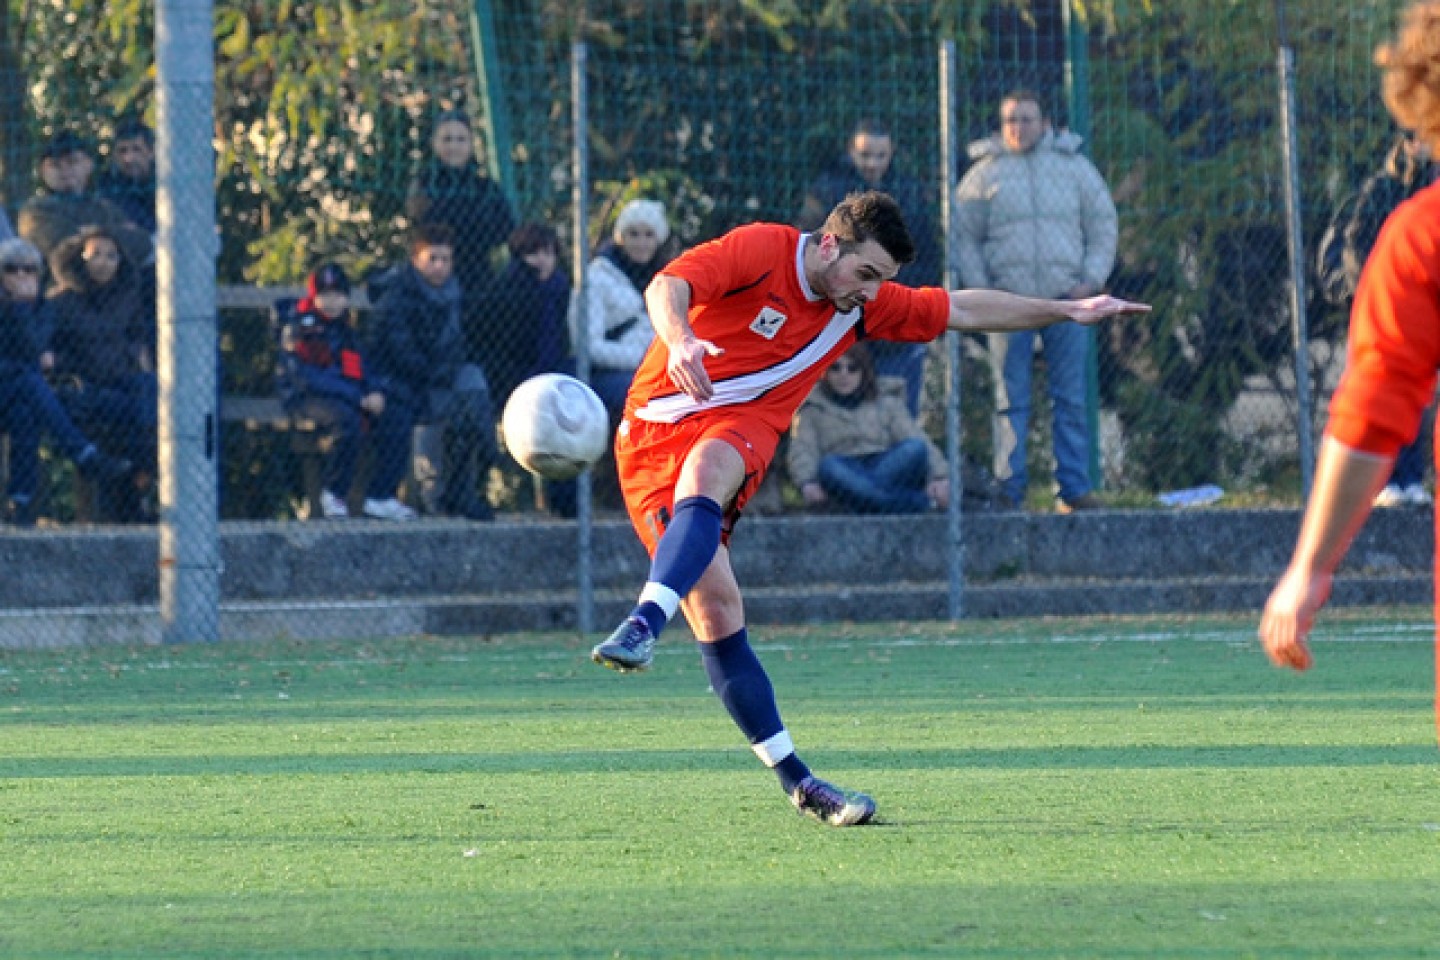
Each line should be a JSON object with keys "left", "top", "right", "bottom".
{"left": 749, "top": 306, "right": 787, "bottom": 340}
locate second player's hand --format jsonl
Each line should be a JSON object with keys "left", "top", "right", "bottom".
{"left": 1066, "top": 295, "right": 1151, "bottom": 325}
{"left": 668, "top": 336, "right": 725, "bottom": 402}
{"left": 1258, "top": 565, "right": 1330, "bottom": 672}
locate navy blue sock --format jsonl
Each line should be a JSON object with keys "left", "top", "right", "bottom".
{"left": 631, "top": 496, "right": 723, "bottom": 637}
{"left": 700, "top": 628, "right": 811, "bottom": 794}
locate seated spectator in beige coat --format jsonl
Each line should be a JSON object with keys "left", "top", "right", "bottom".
{"left": 787, "top": 342, "right": 948, "bottom": 514}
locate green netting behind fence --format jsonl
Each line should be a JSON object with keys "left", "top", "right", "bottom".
{"left": 0, "top": 0, "right": 1417, "bottom": 526}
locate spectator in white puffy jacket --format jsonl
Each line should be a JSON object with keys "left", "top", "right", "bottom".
{"left": 953, "top": 89, "right": 1118, "bottom": 513}
{"left": 573, "top": 199, "right": 668, "bottom": 417}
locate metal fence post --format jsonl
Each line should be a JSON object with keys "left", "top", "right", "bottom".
{"left": 1276, "top": 0, "right": 1316, "bottom": 496}
{"left": 941, "top": 39, "right": 965, "bottom": 621}
{"left": 157, "top": 0, "right": 219, "bottom": 643}
{"left": 572, "top": 40, "right": 594, "bottom": 635}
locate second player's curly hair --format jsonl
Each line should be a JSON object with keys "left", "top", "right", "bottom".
{"left": 1378, "top": 1, "right": 1440, "bottom": 152}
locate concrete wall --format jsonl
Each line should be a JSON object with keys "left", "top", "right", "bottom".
{"left": 0, "top": 507, "right": 1430, "bottom": 647}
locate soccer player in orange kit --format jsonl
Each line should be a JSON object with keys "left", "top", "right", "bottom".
{"left": 1261, "top": 1, "right": 1440, "bottom": 730}
{"left": 593, "top": 191, "right": 1149, "bottom": 825}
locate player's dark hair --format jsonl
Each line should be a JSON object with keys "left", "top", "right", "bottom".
{"left": 409, "top": 222, "right": 455, "bottom": 253}
{"left": 819, "top": 190, "right": 916, "bottom": 266}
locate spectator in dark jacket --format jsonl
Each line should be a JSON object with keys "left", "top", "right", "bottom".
{"left": 367, "top": 223, "right": 497, "bottom": 521}
{"left": 47, "top": 225, "right": 157, "bottom": 522}
{"left": 18, "top": 129, "right": 153, "bottom": 272}
{"left": 797, "top": 118, "right": 942, "bottom": 415}
{"left": 277, "top": 263, "right": 416, "bottom": 521}
{"left": 96, "top": 117, "right": 157, "bottom": 237}
{"left": 0, "top": 238, "right": 130, "bottom": 524}
{"left": 491, "top": 221, "right": 577, "bottom": 517}
{"left": 404, "top": 109, "right": 517, "bottom": 369}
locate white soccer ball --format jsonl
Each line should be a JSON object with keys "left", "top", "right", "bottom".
{"left": 502, "top": 373, "right": 611, "bottom": 480}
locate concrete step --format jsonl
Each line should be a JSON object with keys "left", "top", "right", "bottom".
{"left": 0, "top": 572, "right": 1427, "bottom": 649}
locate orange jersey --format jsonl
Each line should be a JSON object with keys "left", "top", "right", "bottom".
{"left": 624, "top": 223, "right": 951, "bottom": 434}
{"left": 1328, "top": 181, "right": 1440, "bottom": 458}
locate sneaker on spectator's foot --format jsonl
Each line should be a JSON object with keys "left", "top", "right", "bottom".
{"left": 790, "top": 775, "right": 876, "bottom": 827}
{"left": 319, "top": 489, "right": 349, "bottom": 519}
{"left": 591, "top": 616, "right": 656, "bottom": 673}
{"left": 1403, "top": 483, "right": 1433, "bottom": 506}
{"left": 362, "top": 497, "right": 417, "bottom": 521}
{"left": 1056, "top": 492, "right": 1104, "bottom": 514}
{"left": 1374, "top": 483, "right": 1407, "bottom": 508}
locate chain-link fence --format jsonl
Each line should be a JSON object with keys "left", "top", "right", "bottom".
{"left": 0, "top": 1, "right": 1417, "bottom": 644}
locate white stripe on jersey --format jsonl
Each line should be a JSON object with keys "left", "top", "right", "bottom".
{"left": 632, "top": 306, "right": 861, "bottom": 424}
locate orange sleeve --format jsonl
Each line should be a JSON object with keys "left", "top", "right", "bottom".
{"left": 863, "top": 284, "right": 951, "bottom": 343}
{"left": 662, "top": 224, "right": 786, "bottom": 306}
{"left": 1328, "top": 187, "right": 1440, "bottom": 456}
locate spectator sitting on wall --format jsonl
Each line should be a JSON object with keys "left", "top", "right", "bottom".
{"left": 46, "top": 225, "right": 157, "bottom": 522}
{"left": 367, "top": 222, "right": 498, "bottom": 522}
{"left": 0, "top": 237, "right": 131, "bottom": 525}
{"left": 277, "top": 263, "right": 416, "bottom": 521}
{"left": 787, "top": 342, "right": 948, "bottom": 515}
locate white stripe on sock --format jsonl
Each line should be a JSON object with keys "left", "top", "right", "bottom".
{"left": 638, "top": 582, "right": 681, "bottom": 618}
{"left": 750, "top": 730, "right": 795, "bottom": 768}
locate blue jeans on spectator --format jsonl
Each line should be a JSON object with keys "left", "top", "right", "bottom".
{"left": 289, "top": 395, "right": 413, "bottom": 502}
{"left": 868, "top": 341, "right": 928, "bottom": 418}
{"left": 0, "top": 367, "right": 95, "bottom": 503}
{"left": 588, "top": 367, "right": 635, "bottom": 421}
{"left": 64, "top": 372, "right": 159, "bottom": 471}
{"left": 817, "top": 437, "right": 933, "bottom": 514}
{"left": 990, "top": 323, "right": 1092, "bottom": 504}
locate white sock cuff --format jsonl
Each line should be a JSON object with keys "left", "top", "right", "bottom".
{"left": 750, "top": 730, "right": 795, "bottom": 768}
{"left": 638, "top": 582, "right": 681, "bottom": 618}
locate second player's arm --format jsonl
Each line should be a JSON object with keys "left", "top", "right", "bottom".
{"left": 946, "top": 289, "right": 1149, "bottom": 333}
{"left": 645, "top": 273, "right": 724, "bottom": 402}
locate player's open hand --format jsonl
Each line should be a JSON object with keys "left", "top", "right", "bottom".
{"left": 668, "top": 336, "right": 725, "bottom": 402}
{"left": 1066, "top": 295, "right": 1151, "bottom": 325}
{"left": 1258, "top": 565, "right": 1331, "bottom": 671}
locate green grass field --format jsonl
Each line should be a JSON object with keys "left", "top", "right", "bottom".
{"left": 2, "top": 612, "right": 1438, "bottom": 959}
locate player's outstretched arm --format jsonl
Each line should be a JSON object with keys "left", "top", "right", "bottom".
{"left": 1258, "top": 437, "right": 1392, "bottom": 671}
{"left": 646, "top": 274, "right": 725, "bottom": 402}
{"left": 946, "top": 289, "right": 1150, "bottom": 333}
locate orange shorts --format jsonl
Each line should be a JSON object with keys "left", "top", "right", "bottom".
{"left": 614, "top": 411, "right": 780, "bottom": 555}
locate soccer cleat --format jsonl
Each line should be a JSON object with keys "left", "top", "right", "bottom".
{"left": 1403, "top": 483, "right": 1433, "bottom": 506}
{"left": 591, "top": 615, "right": 656, "bottom": 673}
{"left": 791, "top": 775, "right": 876, "bottom": 827}
{"left": 362, "top": 497, "right": 418, "bottom": 521}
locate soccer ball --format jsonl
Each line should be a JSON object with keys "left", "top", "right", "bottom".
{"left": 502, "top": 373, "right": 611, "bottom": 480}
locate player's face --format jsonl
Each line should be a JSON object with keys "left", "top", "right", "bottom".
{"left": 1000, "top": 98, "right": 1045, "bottom": 153}
{"left": 816, "top": 237, "right": 899, "bottom": 313}
{"left": 619, "top": 224, "right": 661, "bottom": 265}
{"left": 522, "top": 246, "right": 557, "bottom": 282}
{"left": 81, "top": 237, "right": 120, "bottom": 284}
{"left": 412, "top": 243, "right": 454, "bottom": 287}
{"left": 432, "top": 120, "right": 474, "bottom": 168}
{"left": 113, "top": 137, "right": 154, "bottom": 179}
{"left": 848, "top": 133, "right": 894, "bottom": 186}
